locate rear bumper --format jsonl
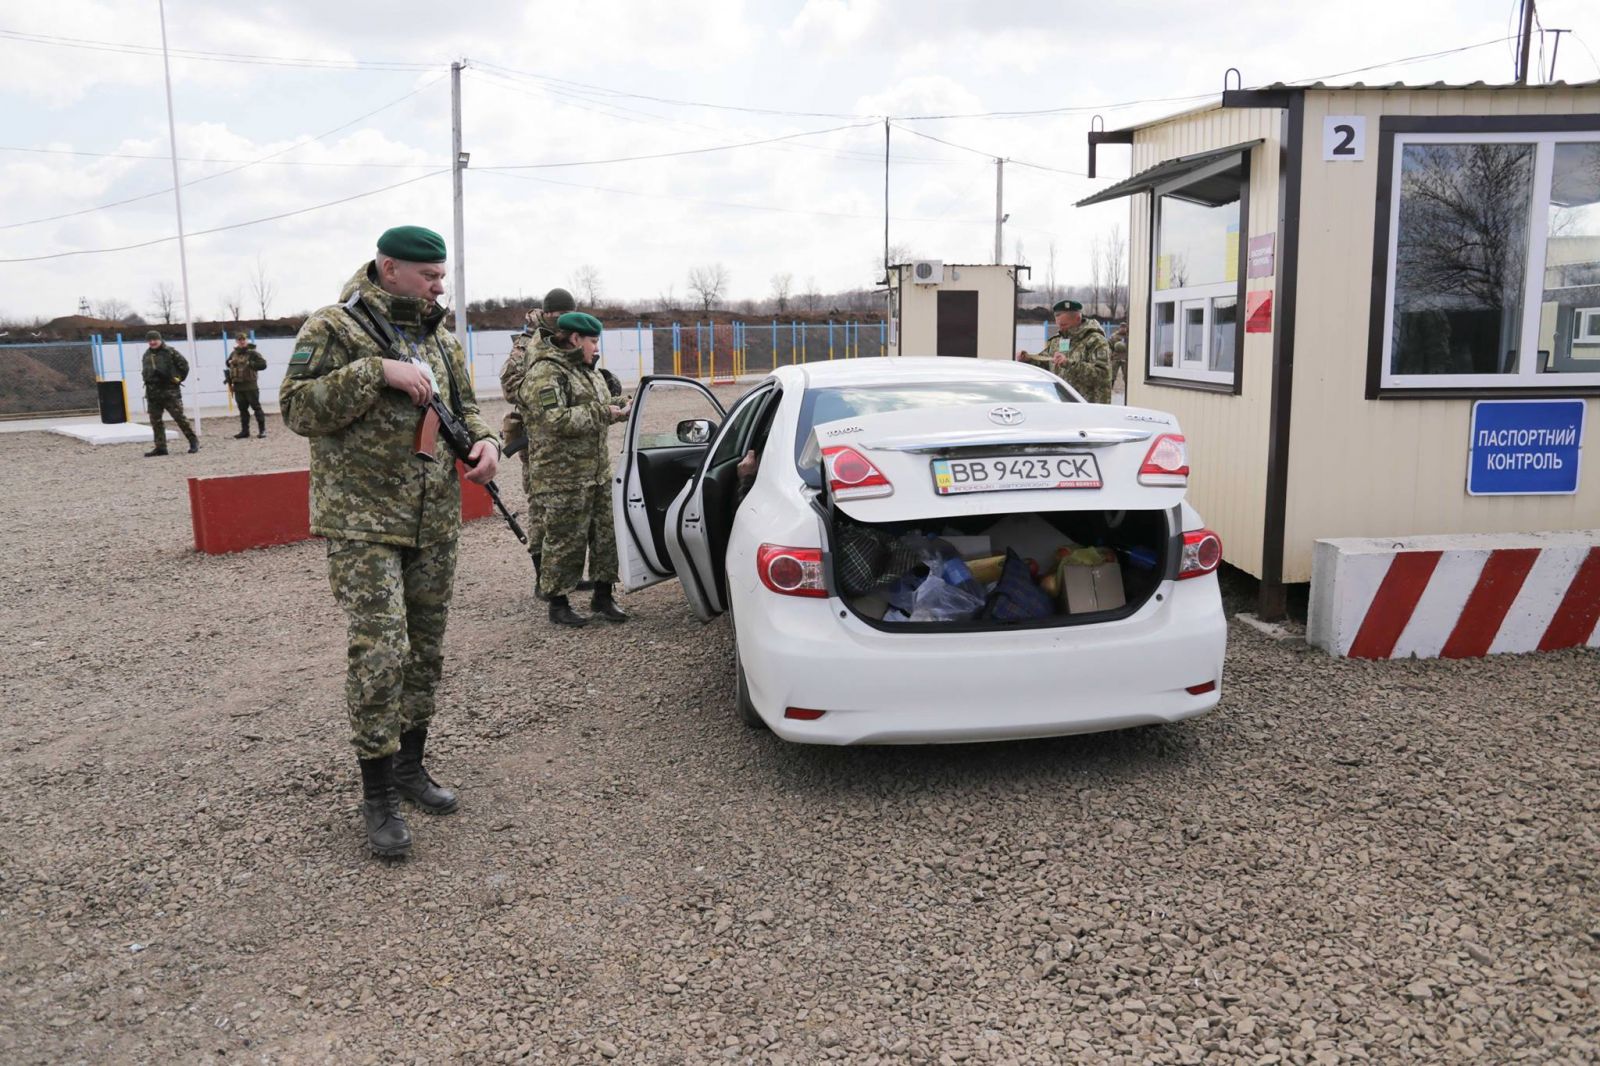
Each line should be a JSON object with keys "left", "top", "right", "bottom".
{"left": 735, "top": 575, "right": 1227, "bottom": 745}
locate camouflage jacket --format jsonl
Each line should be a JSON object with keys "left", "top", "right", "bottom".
{"left": 499, "top": 324, "right": 556, "bottom": 449}
{"left": 225, "top": 344, "right": 268, "bottom": 387}
{"left": 515, "top": 337, "right": 613, "bottom": 490}
{"left": 141, "top": 344, "right": 189, "bottom": 394}
{"left": 1022, "top": 319, "right": 1113, "bottom": 404}
{"left": 281, "top": 262, "right": 498, "bottom": 548}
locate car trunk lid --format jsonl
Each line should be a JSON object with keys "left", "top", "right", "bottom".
{"left": 812, "top": 402, "right": 1187, "bottom": 523}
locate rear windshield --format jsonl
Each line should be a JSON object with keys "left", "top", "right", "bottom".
{"left": 794, "top": 379, "right": 1071, "bottom": 485}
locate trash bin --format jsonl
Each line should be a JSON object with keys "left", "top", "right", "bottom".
{"left": 97, "top": 380, "right": 128, "bottom": 424}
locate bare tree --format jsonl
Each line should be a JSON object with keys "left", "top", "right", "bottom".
{"left": 93, "top": 298, "right": 132, "bottom": 321}
{"left": 687, "top": 263, "right": 729, "bottom": 312}
{"left": 150, "top": 282, "right": 177, "bottom": 324}
{"left": 1045, "top": 240, "right": 1058, "bottom": 307}
{"left": 770, "top": 272, "right": 793, "bottom": 314}
{"left": 801, "top": 277, "right": 822, "bottom": 314}
{"left": 250, "top": 255, "right": 277, "bottom": 320}
{"left": 1103, "top": 223, "right": 1128, "bottom": 320}
{"left": 572, "top": 264, "right": 603, "bottom": 307}
{"left": 222, "top": 287, "right": 244, "bottom": 321}
{"left": 655, "top": 283, "right": 677, "bottom": 313}
{"left": 1088, "top": 235, "right": 1106, "bottom": 317}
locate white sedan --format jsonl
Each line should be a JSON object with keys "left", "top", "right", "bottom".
{"left": 610, "top": 357, "right": 1226, "bottom": 745}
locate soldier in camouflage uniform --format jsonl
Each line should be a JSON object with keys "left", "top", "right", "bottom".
{"left": 281, "top": 225, "right": 500, "bottom": 859}
{"left": 1109, "top": 323, "right": 1129, "bottom": 404}
{"left": 500, "top": 287, "right": 578, "bottom": 589}
{"left": 516, "top": 312, "right": 630, "bottom": 627}
{"left": 224, "top": 333, "right": 269, "bottom": 438}
{"left": 1018, "top": 299, "right": 1114, "bottom": 404}
{"left": 141, "top": 330, "right": 199, "bottom": 456}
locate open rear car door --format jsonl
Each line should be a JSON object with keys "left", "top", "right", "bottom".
{"left": 612, "top": 376, "right": 726, "bottom": 592}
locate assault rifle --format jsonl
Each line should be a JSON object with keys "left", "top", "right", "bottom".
{"left": 341, "top": 293, "right": 527, "bottom": 544}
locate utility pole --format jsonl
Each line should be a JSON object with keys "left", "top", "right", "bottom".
{"left": 884, "top": 118, "right": 894, "bottom": 355}
{"left": 1516, "top": 0, "right": 1536, "bottom": 84}
{"left": 993, "top": 158, "right": 1005, "bottom": 265}
{"left": 451, "top": 61, "right": 469, "bottom": 349}
{"left": 157, "top": 0, "right": 200, "bottom": 433}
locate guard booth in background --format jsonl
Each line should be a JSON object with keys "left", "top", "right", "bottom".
{"left": 1081, "top": 79, "right": 1600, "bottom": 626}
{"left": 886, "top": 262, "right": 1027, "bottom": 360}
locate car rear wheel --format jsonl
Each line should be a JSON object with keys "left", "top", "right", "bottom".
{"left": 729, "top": 605, "right": 766, "bottom": 730}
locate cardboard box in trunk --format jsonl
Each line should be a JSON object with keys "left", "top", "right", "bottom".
{"left": 1061, "top": 559, "right": 1126, "bottom": 614}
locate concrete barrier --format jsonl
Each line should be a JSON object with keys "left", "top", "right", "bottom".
{"left": 1309, "top": 531, "right": 1600, "bottom": 659}
{"left": 189, "top": 463, "right": 497, "bottom": 555}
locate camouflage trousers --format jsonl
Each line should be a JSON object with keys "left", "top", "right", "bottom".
{"left": 326, "top": 536, "right": 459, "bottom": 759}
{"left": 533, "top": 483, "right": 617, "bottom": 598}
{"left": 147, "top": 389, "right": 196, "bottom": 449}
{"left": 233, "top": 386, "right": 265, "bottom": 430}
{"left": 522, "top": 458, "right": 545, "bottom": 560}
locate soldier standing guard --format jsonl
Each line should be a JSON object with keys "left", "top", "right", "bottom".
{"left": 1018, "top": 299, "right": 1114, "bottom": 404}
{"left": 141, "top": 330, "right": 199, "bottom": 457}
{"left": 500, "top": 287, "right": 578, "bottom": 593}
{"left": 225, "top": 333, "right": 269, "bottom": 438}
{"left": 516, "top": 312, "right": 630, "bottom": 627}
{"left": 281, "top": 225, "right": 500, "bottom": 859}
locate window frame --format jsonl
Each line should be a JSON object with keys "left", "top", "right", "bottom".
{"left": 1366, "top": 115, "right": 1600, "bottom": 399}
{"left": 1145, "top": 152, "right": 1250, "bottom": 393}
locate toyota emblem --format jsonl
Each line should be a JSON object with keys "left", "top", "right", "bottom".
{"left": 989, "top": 405, "right": 1025, "bottom": 426}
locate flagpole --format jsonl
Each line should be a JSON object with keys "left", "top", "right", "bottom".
{"left": 158, "top": 0, "right": 200, "bottom": 433}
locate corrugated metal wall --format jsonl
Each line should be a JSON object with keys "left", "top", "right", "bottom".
{"left": 1283, "top": 87, "right": 1600, "bottom": 582}
{"left": 1126, "top": 106, "right": 1285, "bottom": 579}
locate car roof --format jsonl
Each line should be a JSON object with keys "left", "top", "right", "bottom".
{"left": 774, "top": 356, "right": 1057, "bottom": 390}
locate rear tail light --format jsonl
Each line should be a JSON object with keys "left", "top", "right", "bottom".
{"left": 784, "top": 707, "right": 827, "bottom": 721}
{"left": 757, "top": 544, "right": 828, "bottom": 597}
{"left": 1139, "top": 434, "right": 1189, "bottom": 487}
{"left": 822, "top": 445, "right": 893, "bottom": 500}
{"left": 1186, "top": 681, "right": 1217, "bottom": 695}
{"left": 1178, "top": 529, "right": 1223, "bottom": 579}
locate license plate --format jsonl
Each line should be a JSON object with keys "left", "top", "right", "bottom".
{"left": 931, "top": 453, "right": 1103, "bottom": 495}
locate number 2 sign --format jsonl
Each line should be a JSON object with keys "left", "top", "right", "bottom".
{"left": 1322, "top": 116, "right": 1366, "bottom": 162}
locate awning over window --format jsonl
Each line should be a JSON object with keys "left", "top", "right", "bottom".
{"left": 1074, "top": 140, "right": 1262, "bottom": 207}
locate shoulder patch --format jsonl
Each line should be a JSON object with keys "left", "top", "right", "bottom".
{"left": 290, "top": 349, "right": 313, "bottom": 364}
{"left": 537, "top": 385, "right": 561, "bottom": 410}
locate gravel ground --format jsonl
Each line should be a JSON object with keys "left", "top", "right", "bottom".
{"left": 0, "top": 397, "right": 1596, "bottom": 1064}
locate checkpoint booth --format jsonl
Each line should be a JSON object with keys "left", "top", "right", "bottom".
{"left": 1082, "top": 79, "right": 1600, "bottom": 648}
{"left": 886, "top": 262, "right": 1027, "bottom": 360}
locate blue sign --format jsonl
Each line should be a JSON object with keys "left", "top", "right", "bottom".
{"left": 1468, "top": 400, "right": 1585, "bottom": 496}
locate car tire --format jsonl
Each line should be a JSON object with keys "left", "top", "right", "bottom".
{"left": 729, "top": 604, "right": 766, "bottom": 730}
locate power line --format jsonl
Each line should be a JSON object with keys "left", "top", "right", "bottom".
{"left": 0, "top": 144, "right": 446, "bottom": 168}
{"left": 0, "top": 169, "right": 449, "bottom": 263}
{"left": 0, "top": 27, "right": 436, "bottom": 70}
{"left": 473, "top": 121, "right": 880, "bottom": 171}
{"left": 1, "top": 74, "right": 447, "bottom": 231}
{"left": 889, "top": 125, "right": 1090, "bottom": 178}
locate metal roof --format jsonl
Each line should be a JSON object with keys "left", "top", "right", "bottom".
{"left": 1075, "top": 141, "right": 1258, "bottom": 208}
{"left": 1110, "top": 78, "right": 1600, "bottom": 134}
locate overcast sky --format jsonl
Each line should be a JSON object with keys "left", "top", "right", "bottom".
{"left": 3, "top": 0, "right": 1599, "bottom": 325}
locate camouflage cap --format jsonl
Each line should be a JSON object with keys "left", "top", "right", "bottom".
{"left": 1053, "top": 299, "right": 1083, "bottom": 313}
{"left": 376, "top": 225, "right": 447, "bottom": 263}
{"left": 147, "top": 330, "right": 162, "bottom": 341}
{"left": 542, "top": 287, "right": 577, "bottom": 314}
{"left": 556, "top": 312, "right": 603, "bottom": 337}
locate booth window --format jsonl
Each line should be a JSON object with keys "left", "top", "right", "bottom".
{"left": 1149, "top": 155, "right": 1246, "bottom": 387}
{"left": 1377, "top": 132, "right": 1600, "bottom": 391}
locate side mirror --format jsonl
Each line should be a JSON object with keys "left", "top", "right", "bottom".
{"left": 677, "top": 418, "right": 716, "bottom": 445}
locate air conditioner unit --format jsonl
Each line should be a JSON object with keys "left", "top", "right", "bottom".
{"left": 910, "top": 259, "right": 942, "bottom": 285}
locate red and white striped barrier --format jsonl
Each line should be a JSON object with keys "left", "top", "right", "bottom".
{"left": 1309, "top": 532, "right": 1600, "bottom": 659}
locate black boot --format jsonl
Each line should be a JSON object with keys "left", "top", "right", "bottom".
{"left": 590, "top": 582, "right": 629, "bottom": 623}
{"left": 234, "top": 415, "right": 250, "bottom": 439}
{"left": 392, "top": 728, "right": 458, "bottom": 815}
{"left": 256, "top": 417, "right": 267, "bottom": 438}
{"left": 187, "top": 437, "right": 200, "bottom": 453}
{"left": 530, "top": 553, "right": 548, "bottom": 602}
{"left": 576, "top": 578, "right": 597, "bottom": 592}
{"left": 549, "top": 595, "right": 588, "bottom": 627}
{"left": 144, "top": 447, "right": 168, "bottom": 458}
{"left": 358, "top": 755, "right": 412, "bottom": 858}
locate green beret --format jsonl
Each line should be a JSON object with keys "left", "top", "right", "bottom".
{"left": 146, "top": 330, "right": 162, "bottom": 341}
{"left": 376, "top": 225, "right": 447, "bottom": 263}
{"left": 542, "top": 287, "right": 577, "bottom": 313}
{"left": 557, "top": 312, "right": 603, "bottom": 337}
{"left": 1053, "top": 299, "right": 1083, "bottom": 313}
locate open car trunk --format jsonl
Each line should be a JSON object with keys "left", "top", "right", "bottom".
{"left": 824, "top": 505, "right": 1179, "bottom": 630}
{"left": 808, "top": 400, "right": 1188, "bottom": 630}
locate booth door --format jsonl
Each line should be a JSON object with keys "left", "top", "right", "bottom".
{"left": 936, "top": 291, "right": 979, "bottom": 357}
